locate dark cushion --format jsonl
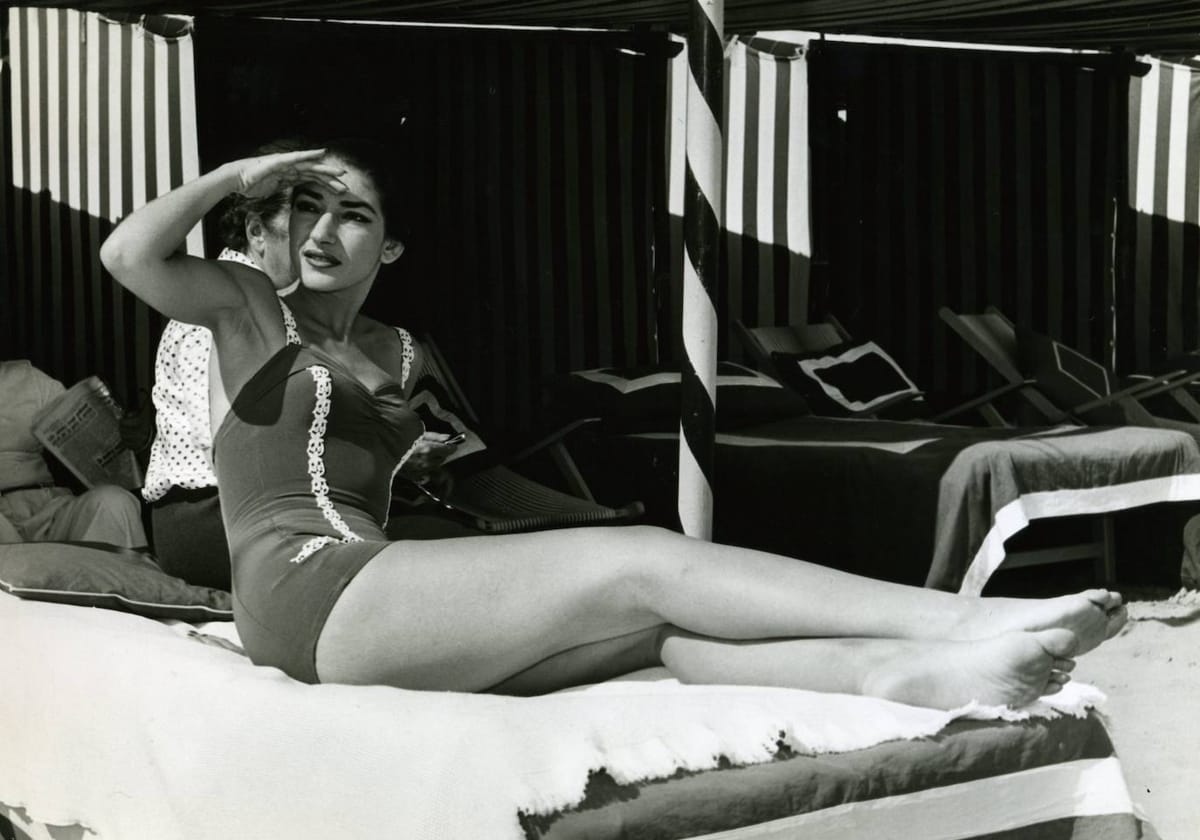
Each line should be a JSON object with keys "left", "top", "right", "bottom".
{"left": 547, "top": 362, "right": 809, "bottom": 432}
{"left": 1014, "top": 328, "right": 1124, "bottom": 424}
{"left": 770, "top": 341, "right": 921, "bottom": 416}
{"left": 0, "top": 541, "right": 233, "bottom": 621}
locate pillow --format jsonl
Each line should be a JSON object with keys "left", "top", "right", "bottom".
{"left": 1014, "top": 327, "right": 1124, "bottom": 424}
{"left": 770, "top": 341, "right": 921, "bottom": 416}
{"left": 0, "top": 541, "right": 233, "bottom": 621}
{"left": 546, "top": 362, "right": 809, "bottom": 432}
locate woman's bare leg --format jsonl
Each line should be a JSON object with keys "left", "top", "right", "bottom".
{"left": 316, "top": 525, "right": 1121, "bottom": 692}
{"left": 478, "top": 624, "right": 1077, "bottom": 711}
{"left": 658, "top": 627, "right": 1078, "bottom": 710}
{"left": 487, "top": 628, "right": 664, "bottom": 696}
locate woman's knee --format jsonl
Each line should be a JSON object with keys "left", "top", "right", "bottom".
{"left": 589, "top": 524, "right": 695, "bottom": 613}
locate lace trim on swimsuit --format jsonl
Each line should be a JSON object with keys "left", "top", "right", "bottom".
{"left": 394, "top": 327, "right": 415, "bottom": 389}
{"left": 288, "top": 365, "right": 365, "bottom": 564}
{"left": 278, "top": 299, "right": 302, "bottom": 346}
{"left": 380, "top": 433, "right": 426, "bottom": 532}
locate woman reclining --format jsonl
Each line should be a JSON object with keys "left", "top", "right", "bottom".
{"left": 100, "top": 139, "right": 1126, "bottom": 709}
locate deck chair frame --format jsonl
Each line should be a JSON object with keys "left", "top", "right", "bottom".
{"left": 938, "top": 305, "right": 1200, "bottom": 428}
{"left": 400, "top": 336, "right": 644, "bottom": 533}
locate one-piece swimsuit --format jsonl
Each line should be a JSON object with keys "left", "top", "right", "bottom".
{"left": 213, "top": 299, "right": 423, "bottom": 682}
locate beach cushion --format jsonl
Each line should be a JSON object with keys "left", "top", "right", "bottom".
{"left": 548, "top": 362, "right": 809, "bottom": 432}
{"left": 0, "top": 541, "right": 232, "bottom": 621}
{"left": 770, "top": 341, "right": 921, "bottom": 416}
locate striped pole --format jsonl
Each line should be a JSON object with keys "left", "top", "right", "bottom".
{"left": 678, "top": 0, "right": 723, "bottom": 539}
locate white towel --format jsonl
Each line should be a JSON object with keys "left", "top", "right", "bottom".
{"left": 0, "top": 592, "right": 1102, "bottom": 839}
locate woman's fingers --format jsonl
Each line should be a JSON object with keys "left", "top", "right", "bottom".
{"left": 237, "top": 149, "right": 347, "bottom": 196}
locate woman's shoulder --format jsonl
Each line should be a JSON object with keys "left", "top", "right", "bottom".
{"left": 355, "top": 316, "right": 417, "bottom": 347}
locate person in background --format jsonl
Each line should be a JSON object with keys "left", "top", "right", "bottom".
{"left": 0, "top": 359, "right": 147, "bottom": 548}
{"left": 140, "top": 146, "right": 302, "bottom": 590}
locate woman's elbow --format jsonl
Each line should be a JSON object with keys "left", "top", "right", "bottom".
{"left": 98, "top": 232, "right": 130, "bottom": 280}
{"left": 99, "top": 229, "right": 150, "bottom": 289}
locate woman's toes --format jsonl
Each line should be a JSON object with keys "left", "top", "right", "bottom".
{"left": 1033, "top": 627, "right": 1079, "bottom": 659}
{"left": 1083, "top": 588, "right": 1122, "bottom": 611}
{"left": 1052, "top": 657, "right": 1076, "bottom": 673}
{"left": 1106, "top": 605, "right": 1129, "bottom": 636}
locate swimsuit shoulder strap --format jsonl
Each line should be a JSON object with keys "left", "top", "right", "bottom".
{"left": 277, "top": 298, "right": 302, "bottom": 346}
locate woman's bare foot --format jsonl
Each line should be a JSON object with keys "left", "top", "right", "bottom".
{"left": 951, "top": 589, "right": 1126, "bottom": 655}
{"left": 862, "top": 629, "right": 1078, "bottom": 710}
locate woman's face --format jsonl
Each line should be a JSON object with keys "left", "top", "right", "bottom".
{"left": 289, "top": 157, "right": 402, "bottom": 293}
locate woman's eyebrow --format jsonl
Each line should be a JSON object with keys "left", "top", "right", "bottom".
{"left": 293, "top": 185, "right": 378, "bottom": 216}
{"left": 337, "top": 198, "right": 378, "bottom": 215}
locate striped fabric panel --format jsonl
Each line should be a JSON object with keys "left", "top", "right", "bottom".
{"left": 1123, "top": 57, "right": 1200, "bottom": 373}
{"left": 686, "top": 757, "right": 1137, "bottom": 840}
{"left": 6, "top": 7, "right": 201, "bottom": 407}
{"left": 805, "top": 43, "right": 1122, "bottom": 397}
{"left": 664, "top": 36, "right": 812, "bottom": 362}
{"left": 665, "top": 37, "right": 1122, "bottom": 401}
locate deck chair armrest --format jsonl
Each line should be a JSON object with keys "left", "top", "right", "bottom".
{"left": 1069, "top": 369, "right": 1189, "bottom": 417}
{"left": 507, "top": 417, "right": 602, "bottom": 464}
{"left": 1119, "top": 368, "right": 1200, "bottom": 401}
{"left": 929, "top": 380, "right": 1030, "bottom": 423}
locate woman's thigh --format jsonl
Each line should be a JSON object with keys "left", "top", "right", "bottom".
{"left": 316, "top": 525, "right": 670, "bottom": 690}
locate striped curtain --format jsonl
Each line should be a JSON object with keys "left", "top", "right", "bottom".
{"left": 411, "top": 37, "right": 666, "bottom": 432}
{"left": 663, "top": 35, "right": 812, "bottom": 361}
{"left": 4, "top": 7, "right": 201, "bottom": 406}
{"left": 805, "top": 42, "right": 1124, "bottom": 397}
{"left": 1122, "top": 57, "right": 1200, "bottom": 373}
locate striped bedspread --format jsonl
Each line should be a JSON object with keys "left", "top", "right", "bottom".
{"left": 527, "top": 714, "right": 1154, "bottom": 839}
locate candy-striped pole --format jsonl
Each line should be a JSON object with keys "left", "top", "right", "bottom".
{"left": 678, "top": 0, "right": 723, "bottom": 539}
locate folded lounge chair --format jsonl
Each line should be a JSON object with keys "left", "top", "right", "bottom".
{"left": 938, "top": 305, "right": 1200, "bottom": 431}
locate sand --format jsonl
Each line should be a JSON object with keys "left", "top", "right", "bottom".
{"left": 1072, "top": 591, "right": 1200, "bottom": 840}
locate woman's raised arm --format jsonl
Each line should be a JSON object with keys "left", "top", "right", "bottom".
{"left": 100, "top": 149, "right": 344, "bottom": 326}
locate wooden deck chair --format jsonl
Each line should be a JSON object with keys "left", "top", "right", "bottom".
{"left": 734, "top": 317, "right": 1023, "bottom": 424}
{"left": 938, "top": 305, "right": 1200, "bottom": 430}
{"left": 395, "top": 336, "right": 644, "bottom": 534}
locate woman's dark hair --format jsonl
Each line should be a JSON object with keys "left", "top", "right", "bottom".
{"left": 215, "top": 137, "right": 305, "bottom": 252}
{"left": 315, "top": 135, "right": 412, "bottom": 244}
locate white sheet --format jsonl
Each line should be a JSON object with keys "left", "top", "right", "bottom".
{"left": 0, "top": 591, "right": 1103, "bottom": 839}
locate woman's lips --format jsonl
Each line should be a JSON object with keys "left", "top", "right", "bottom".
{"left": 302, "top": 250, "right": 341, "bottom": 268}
